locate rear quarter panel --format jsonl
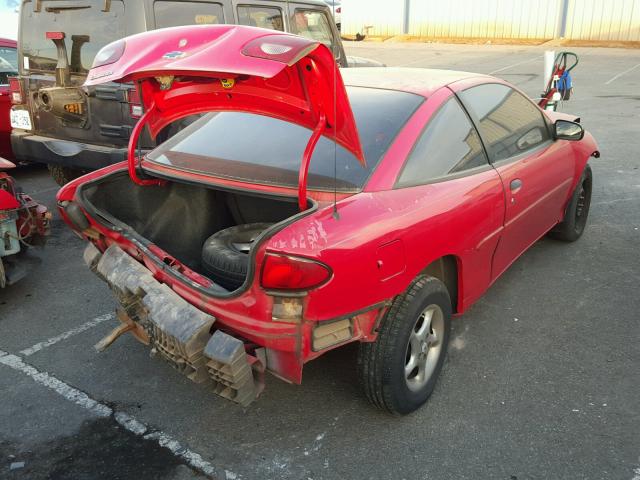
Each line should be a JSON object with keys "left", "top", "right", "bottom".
{"left": 266, "top": 168, "right": 505, "bottom": 320}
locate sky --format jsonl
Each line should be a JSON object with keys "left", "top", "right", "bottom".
{"left": 0, "top": 0, "right": 19, "bottom": 40}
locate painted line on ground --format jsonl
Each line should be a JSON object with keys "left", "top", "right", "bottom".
{"left": 19, "top": 313, "right": 114, "bottom": 357}
{"left": 0, "top": 349, "right": 218, "bottom": 478}
{"left": 605, "top": 63, "right": 640, "bottom": 85}
{"left": 489, "top": 55, "right": 542, "bottom": 75}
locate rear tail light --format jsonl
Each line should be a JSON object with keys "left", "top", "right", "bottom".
{"left": 261, "top": 253, "right": 331, "bottom": 291}
{"left": 92, "top": 39, "right": 126, "bottom": 69}
{"left": 241, "top": 34, "right": 318, "bottom": 66}
{"left": 335, "top": 7, "right": 341, "bottom": 13}
{"left": 127, "top": 86, "right": 143, "bottom": 118}
{"left": 8, "top": 77, "right": 23, "bottom": 105}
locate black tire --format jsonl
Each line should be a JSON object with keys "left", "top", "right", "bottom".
{"left": 357, "top": 276, "right": 452, "bottom": 415}
{"left": 548, "top": 164, "right": 592, "bottom": 242}
{"left": 201, "top": 223, "right": 272, "bottom": 290}
{"left": 48, "top": 165, "right": 87, "bottom": 186}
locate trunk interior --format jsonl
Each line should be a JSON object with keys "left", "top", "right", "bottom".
{"left": 79, "top": 172, "right": 301, "bottom": 289}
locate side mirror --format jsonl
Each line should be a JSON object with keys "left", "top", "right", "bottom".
{"left": 554, "top": 120, "right": 584, "bottom": 141}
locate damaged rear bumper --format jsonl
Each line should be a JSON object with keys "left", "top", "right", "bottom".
{"left": 86, "top": 243, "right": 265, "bottom": 406}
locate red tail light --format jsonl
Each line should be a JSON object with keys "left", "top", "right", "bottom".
{"left": 241, "top": 34, "right": 318, "bottom": 66}
{"left": 261, "top": 253, "right": 331, "bottom": 291}
{"left": 9, "top": 77, "right": 23, "bottom": 105}
{"left": 336, "top": 7, "right": 341, "bottom": 13}
{"left": 127, "top": 86, "right": 143, "bottom": 118}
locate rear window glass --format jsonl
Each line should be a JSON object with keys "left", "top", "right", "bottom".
{"left": 0, "top": 46, "right": 17, "bottom": 70}
{"left": 20, "top": 0, "right": 125, "bottom": 73}
{"left": 154, "top": 1, "right": 224, "bottom": 28}
{"left": 237, "top": 5, "right": 284, "bottom": 31}
{"left": 146, "top": 87, "right": 423, "bottom": 191}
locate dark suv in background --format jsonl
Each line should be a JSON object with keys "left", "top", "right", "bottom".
{"left": 10, "top": 0, "right": 376, "bottom": 185}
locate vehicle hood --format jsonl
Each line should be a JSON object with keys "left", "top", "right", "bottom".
{"left": 84, "top": 24, "right": 364, "bottom": 163}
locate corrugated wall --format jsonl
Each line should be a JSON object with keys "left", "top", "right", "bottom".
{"left": 340, "top": 0, "right": 405, "bottom": 37}
{"left": 341, "top": 0, "right": 640, "bottom": 41}
{"left": 564, "top": 0, "right": 640, "bottom": 41}
{"left": 407, "top": 0, "right": 562, "bottom": 39}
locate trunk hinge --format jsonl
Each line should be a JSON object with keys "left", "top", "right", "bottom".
{"left": 298, "top": 110, "right": 327, "bottom": 211}
{"left": 127, "top": 101, "right": 163, "bottom": 186}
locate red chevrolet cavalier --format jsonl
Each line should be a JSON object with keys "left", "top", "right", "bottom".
{"left": 57, "top": 25, "right": 599, "bottom": 414}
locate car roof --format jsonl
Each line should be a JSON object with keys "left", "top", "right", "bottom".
{"left": 0, "top": 38, "right": 17, "bottom": 48}
{"left": 341, "top": 67, "right": 491, "bottom": 97}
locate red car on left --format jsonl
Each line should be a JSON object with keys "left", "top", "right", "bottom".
{"left": 0, "top": 39, "right": 51, "bottom": 288}
{"left": 0, "top": 38, "right": 17, "bottom": 161}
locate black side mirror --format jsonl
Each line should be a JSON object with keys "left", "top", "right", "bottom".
{"left": 554, "top": 120, "right": 584, "bottom": 141}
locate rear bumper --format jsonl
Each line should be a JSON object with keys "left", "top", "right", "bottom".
{"left": 87, "top": 243, "right": 265, "bottom": 406}
{"left": 11, "top": 132, "right": 127, "bottom": 170}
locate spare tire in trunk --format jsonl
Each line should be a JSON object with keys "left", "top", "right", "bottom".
{"left": 202, "top": 223, "right": 273, "bottom": 290}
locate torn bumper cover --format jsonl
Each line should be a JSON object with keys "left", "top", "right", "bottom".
{"left": 86, "top": 243, "right": 264, "bottom": 406}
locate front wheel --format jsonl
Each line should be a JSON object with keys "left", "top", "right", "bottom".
{"left": 357, "top": 276, "right": 452, "bottom": 415}
{"left": 549, "top": 164, "right": 592, "bottom": 242}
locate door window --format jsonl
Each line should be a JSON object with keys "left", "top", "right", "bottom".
{"left": 154, "top": 1, "right": 224, "bottom": 28}
{"left": 291, "top": 9, "right": 335, "bottom": 49}
{"left": 459, "top": 83, "right": 550, "bottom": 162}
{"left": 237, "top": 5, "right": 284, "bottom": 31}
{"left": 396, "top": 97, "right": 488, "bottom": 187}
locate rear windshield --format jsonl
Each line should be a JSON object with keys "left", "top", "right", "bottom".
{"left": 20, "top": 0, "right": 125, "bottom": 73}
{"left": 146, "top": 87, "right": 423, "bottom": 192}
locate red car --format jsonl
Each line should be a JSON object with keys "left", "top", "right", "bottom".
{"left": 0, "top": 38, "right": 17, "bottom": 161}
{"left": 57, "top": 26, "right": 598, "bottom": 414}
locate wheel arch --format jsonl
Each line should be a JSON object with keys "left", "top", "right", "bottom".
{"left": 418, "top": 255, "right": 461, "bottom": 313}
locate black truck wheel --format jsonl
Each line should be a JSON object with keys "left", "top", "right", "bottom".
{"left": 201, "top": 223, "right": 273, "bottom": 291}
{"left": 48, "top": 165, "right": 87, "bottom": 186}
{"left": 357, "top": 275, "right": 452, "bottom": 415}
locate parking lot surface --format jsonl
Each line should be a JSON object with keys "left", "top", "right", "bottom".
{"left": 1, "top": 42, "right": 639, "bottom": 480}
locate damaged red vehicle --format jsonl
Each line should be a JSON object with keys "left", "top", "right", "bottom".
{"left": 57, "top": 25, "right": 599, "bottom": 414}
{"left": 1, "top": 158, "right": 50, "bottom": 288}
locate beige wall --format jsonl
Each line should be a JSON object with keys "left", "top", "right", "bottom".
{"left": 342, "top": 0, "right": 640, "bottom": 41}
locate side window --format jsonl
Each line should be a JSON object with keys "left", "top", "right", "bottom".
{"left": 459, "top": 83, "right": 550, "bottom": 162}
{"left": 291, "top": 9, "right": 335, "bottom": 49}
{"left": 237, "top": 5, "right": 284, "bottom": 31}
{"left": 154, "top": 1, "right": 224, "bottom": 28}
{"left": 0, "top": 47, "right": 17, "bottom": 70}
{"left": 396, "top": 97, "right": 488, "bottom": 188}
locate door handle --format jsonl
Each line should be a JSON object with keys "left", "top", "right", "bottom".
{"left": 510, "top": 179, "right": 523, "bottom": 191}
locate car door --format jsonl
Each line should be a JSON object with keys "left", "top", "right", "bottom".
{"left": 394, "top": 94, "right": 505, "bottom": 308}
{"left": 457, "top": 83, "right": 575, "bottom": 280}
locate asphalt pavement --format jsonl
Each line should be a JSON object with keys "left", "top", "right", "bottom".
{"left": 1, "top": 42, "right": 639, "bottom": 480}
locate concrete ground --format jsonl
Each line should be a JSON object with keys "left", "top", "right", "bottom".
{"left": 1, "top": 43, "right": 639, "bottom": 480}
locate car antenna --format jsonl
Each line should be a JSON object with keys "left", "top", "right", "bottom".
{"left": 332, "top": 1, "right": 340, "bottom": 220}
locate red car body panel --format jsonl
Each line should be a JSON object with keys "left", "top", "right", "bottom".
{"left": 0, "top": 38, "right": 17, "bottom": 161}
{"left": 86, "top": 25, "right": 364, "bottom": 164}
{"left": 57, "top": 27, "right": 599, "bottom": 387}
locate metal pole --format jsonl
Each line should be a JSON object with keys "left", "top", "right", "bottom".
{"left": 558, "top": 0, "right": 570, "bottom": 38}
{"left": 403, "top": 0, "right": 411, "bottom": 35}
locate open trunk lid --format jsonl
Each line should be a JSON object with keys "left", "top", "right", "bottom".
{"left": 84, "top": 25, "right": 364, "bottom": 207}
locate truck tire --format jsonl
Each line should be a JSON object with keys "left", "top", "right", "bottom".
{"left": 201, "top": 223, "right": 272, "bottom": 291}
{"left": 48, "top": 165, "right": 86, "bottom": 186}
{"left": 357, "top": 275, "right": 451, "bottom": 415}
{"left": 548, "top": 164, "right": 592, "bottom": 242}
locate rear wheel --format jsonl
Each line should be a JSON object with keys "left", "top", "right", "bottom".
{"left": 357, "top": 276, "right": 451, "bottom": 415}
{"left": 48, "top": 165, "right": 87, "bottom": 186}
{"left": 549, "top": 164, "right": 592, "bottom": 242}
